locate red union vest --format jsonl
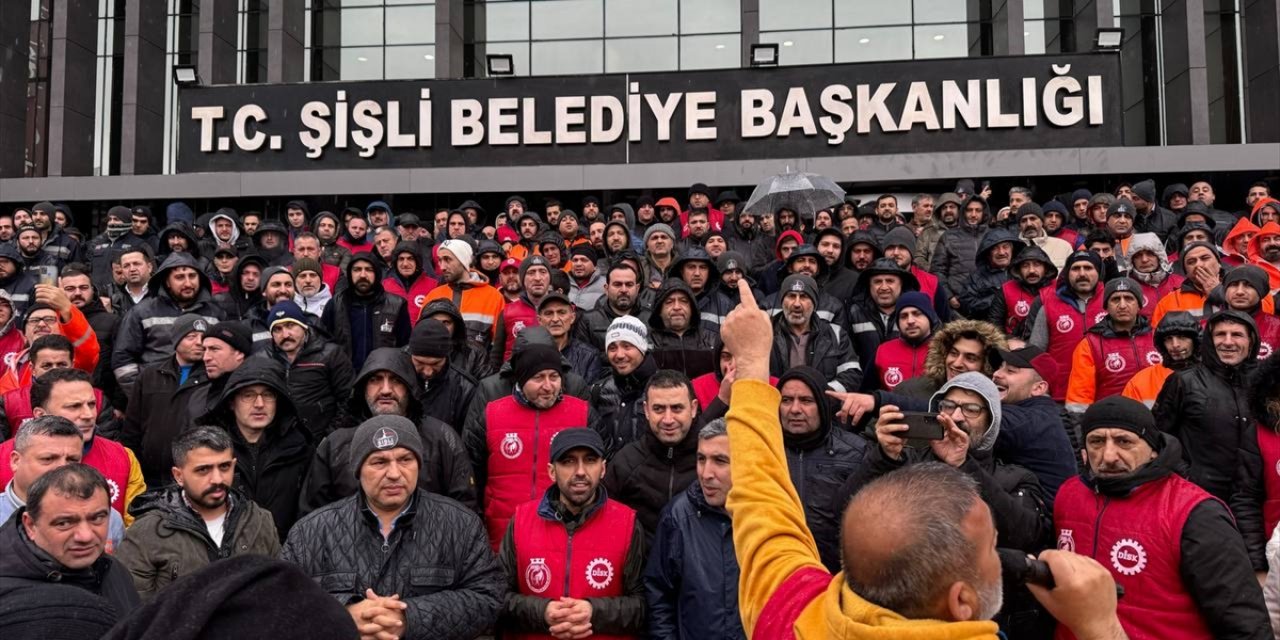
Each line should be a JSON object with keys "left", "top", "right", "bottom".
{"left": 1001, "top": 280, "right": 1039, "bottom": 335}
{"left": 1041, "top": 287, "right": 1105, "bottom": 401}
{"left": 510, "top": 498, "right": 637, "bottom": 640}
{"left": 382, "top": 274, "right": 436, "bottom": 324}
{"left": 483, "top": 395, "right": 589, "bottom": 549}
{"left": 1053, "top": 475, "right": 1216, "bottom": 640}
{"left": 497, "top": 298, "right": 541, "bottom": 364}
{"left": 1254, "top": 311, "right": 1280, "bottom": 360}
{"left": 1084, "top": 331, "right": 1160, "bottom": 399}
{"left": 874, "top": 338, "right": 928, "bottom": 390}
{"left": 910, "top": 266, "right": 939, "bottom": 305}
{"left": 0, "top": 434, "right": 132, "bottom": 517}
{"left": 1257, "top": 426, "right": 1280, "bottom": 538}
{"left": 1138, "top": 274, "right": 1183, "bottom": 319}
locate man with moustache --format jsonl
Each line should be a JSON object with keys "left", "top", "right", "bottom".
{"left": 497, "top": 428, "right": 646, "bottom": 638}
{"left": 116, "top": 426, "right": 280, "bottom": 600}
{"left": 322, "top": 252, "right": 410, "bottom": 371}
{"left": 264, "top": 300, "right": 352, "bottom": 440}
{"left": 990, "top": 245, "right": 1057, "bottom": 338}
{"left": 582, "top": 262, "right": 648, "bottom": 349}
{"left": 1025, "top": 251, "right": 1104, "bottom": 401}
{"left": 1065, "top": 279, "right": 1158, "bottom": 418}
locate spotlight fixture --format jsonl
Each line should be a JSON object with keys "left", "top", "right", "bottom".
{"left": 750, "top": 43, "right": 779, "bottom": 67}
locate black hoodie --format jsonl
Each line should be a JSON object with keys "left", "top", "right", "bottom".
{"left": 299, "top": 347, "right": 475, "bottom": 516}
{"left": 212, "top": 253, "right": 267, "bottom": 321}
{"left": 420, "top": 297, "right": 492, "bottom": 380}
{"left": 646, "top": 278, "right": 717, "bottom": 379}
{"left": 775, "top": 366, "right": 868, "bottom": 572}
{"left": 320, "top": 251, "right": 411, "bottom": 371}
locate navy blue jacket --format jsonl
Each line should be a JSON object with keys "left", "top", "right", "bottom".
{"left": 995, "top": 395, "right": 1078, "bottom": 504}
{"left": 643, "top": 481, "right": 745, "bottom": 640}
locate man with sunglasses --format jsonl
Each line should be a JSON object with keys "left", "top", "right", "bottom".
{"left": 839, "top": 372, "right": 1051, "bottom": 635}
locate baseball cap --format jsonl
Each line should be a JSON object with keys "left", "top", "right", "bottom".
{"left": 500, "top": 257, "right": 520, "bottom": 272}
{"left": 549, "top": 428, "right": 606, "bottom": 462}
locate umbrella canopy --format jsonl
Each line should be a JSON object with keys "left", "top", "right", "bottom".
{"left": 743, "top": 171, "right": 846, "bottom": 219}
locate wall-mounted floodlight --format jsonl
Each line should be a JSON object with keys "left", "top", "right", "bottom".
{"left": 486, "top": 54, "right": 515, "bottom": 77}
{"left": 750, "top": 44, "right": 779, "bottom": 67}
{"left": 172, "top": 65, "right": 200, "bottom": 86}
{"left": 1094, "top": 28, "right": 1125, "bottom": 51}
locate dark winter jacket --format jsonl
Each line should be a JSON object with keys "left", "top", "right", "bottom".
{"left": 416, "top": 362, "right": 478, "bottom": 434}
{"left": 80, "top": 290, "right": 124, "bottom": 409}
{"left": 647, "top": 278, "right": 718, "bottom": 380}
{"left": 281, "top": 490, "right": 505, "bottom": 640}
{"left": 0, "top": 511, "right": 140, "bottom": 620}
{"left": 957, "top": 227, "right": 1021, "bottom": 321}
{"left": 321, "top": 252, "right": 411, "bottom": 371}
{"left": 1232, "top": 355, "right": 1280, "bottom": 570}
{"left": 196, "top": 359, "right": 314, "bottom": 538}
{"left": 930, "top": 195, "right": 991, "bottom": 294}
{"left": 301, "top": 347, "right": 475, "bottom": 516}
{"left": 260, "top": 331, "right": 354, "bottom": 440}
{"left": 580, "top": 295, "right": 651, "bottom": 351}
{"left": 111, "top": 251, "right": 225, "bottom": 389}
{"left": 995, "top": 395, "right": 1078, "bottom": 505}
{"left": 498, "top": 486, "right": 647, "bottom": 635}
{"left": 1154, "top": 309, "right": 1259, "bottom": 502}
{"left": 116, "top": 486, "right": 280, "bottom": 600}
{"left": 777, "top": 367, "right": 868, "bottom": 572}
{"left": 768, "top": 311, "right": 861, "bottom": 393}
{"left": 643, "top": 480, "right": 745, "bottom": 640}
{"left": 120, "top": 356, "right": 212, "bottom": 486}
{"left": 420, "top": 298, "right": 492, "bottom": 381}
{"left": 156, "top": 222, "right": 210, "bottom": 270}
{"left": 844, "top": 258, "right": 920, "bottom": 389}
{"left": 561, "top": 338, "right": 605, "bottom": 386}
{"left": 603, "top": 424, "right": 699, "bottom": 538}
{"left": 81, "top": 231, "right": 145, "bottom": 292}
{"left": 211, "top": 253, "right": 267, "bottom": 322}
{"left": 721, "top": 217, "right": 772, "bottom": 274}
{"left": 589, "top": 354, "right": 659, "bottom": 456}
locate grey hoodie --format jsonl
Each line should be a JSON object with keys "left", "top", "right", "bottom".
{"left": 928, "top": 371, "right": 1002, "bottom": 452}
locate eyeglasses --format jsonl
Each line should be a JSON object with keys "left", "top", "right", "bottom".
{"left": 236, "top": 390, "right": 277, "bottom": 404}
{"left": 28, "top": 316, "right": 59, "bottom": 327}
{"left": 937, "top": 399, "right": 986, "bottom": 420}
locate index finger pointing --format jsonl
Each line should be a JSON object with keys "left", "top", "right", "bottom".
{"left": 736, "top": 278, "right": 757, "bottom": 309}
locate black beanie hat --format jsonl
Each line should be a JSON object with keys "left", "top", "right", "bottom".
{"left": 513, "top": 343, "right": 565, "bottom": 386}
{"left": 570, "top": 244, "right": 599, "bottom": 263}
{"left": 1081, "top": 396, "right": 1162, "bottom": 451}
{"left": 203, "top": 321, "right": 253, "bottom": 355}
{"left": 409, "top": 318, "right": 452, "bottom": 358}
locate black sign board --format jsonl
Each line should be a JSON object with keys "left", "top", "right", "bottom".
{"left": 177, "top": 53, "right": 1121, "bottom": 173}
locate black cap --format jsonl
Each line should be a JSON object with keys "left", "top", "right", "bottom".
{"left": 214, "top": 245, "right": 239, "bottom": 257}
{"left": 537, "top": 291, "right": 574, "bottom": 312}
{"left": 396, "top": 213, "right": 422, "bottom": 227}
{"left": 549, "top": 428, "right": 606, "bottom": 462}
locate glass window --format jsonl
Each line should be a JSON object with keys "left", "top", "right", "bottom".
{"left": 340, "top": 7, "right": 385, "bottom": 47}
{"left": 340, "top": 46, "right": 385, "bottom": 80}
{"left": 1024, "top": 19, "right": 1046, "bottom": 55}
{"left": 912, "top": 0, "right": 972, "bottom": 24}
{"left": 1023, "top": 0, "right": 1044, "bottom": 20}
{"left": 532, "top": 40, "right": 604, "bottom": 75}
{"left": 484, "top": 41, "right": 531, "bottom": 76}
{"left": 834, "top": 26, "right": 913, "bottom": 62}
{"left": 606, "top": 37, "right": 677, "bottom": 72}
{"left": 912, "top": 23, "right": 973, "bottom": 58}
{"left": 606, "top": 0, "right": 677, "bottom": 37}
{"left": 760, "top": 30, "right": 833, "bottom": 66}
{"left": 385, "top": 45, "right": 436, "bottom": 79}
{"left": 680, "top": 33, "right": 740, "bottom": 70}
{"left": 484, "top": 1, "right": 530, "bottom": 41}
{"left": 681, "top": 0, "right": 740, "bottom": 34}
{"left": 759, "top": 0, "right": 831, "bottom": 31}
{"left": 834, "top": 0, "right": 910, "bottom": 27}
{"left": 531, "top": 0, "right": 604, "bottom": 40}
{"left": 386, "top": 5, "right": 436, "bottom": 44}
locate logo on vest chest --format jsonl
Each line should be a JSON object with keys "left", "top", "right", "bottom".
{"left": 1057, "top": 529, "right": 1075, "bottom": 553}
{"left": 1110, "top": 538, "right": 1147, "bottom": 576}
{"left": 500, "top": 433, "right": 524, "bottom": 459}
{"left": 1104, "top": 352, "right": 1126, "bottom": 373}
{"left": 1055, "top": 314, "right": 1075, "bottom": 332}
{"left": 1145, "top": 350, "right": 1162, "bottom": 366}
{"left": 1014, "top": 299, "right": 1030, "bottom": 317}
{"left": 380, "top": 318, "right": 393, "bottom": 333}
{"left": 884, "top": 367, "right": 903, "bottom": 387}
{"left": 525, "top": 557, "right": 551, "bottom": 594}
{"left": 413, "top": 294, "right": 426, "bottom": 309}
{"left": 585, "top": 557, "right": 614, "bottom": 590}
{"left": 1261, "top": 342, "right": 1274, "bottom": 360}
{"left": 512, "top": 320, "right": 526, "bottom": 336}
{"left": 106, "top": 477, "right": 121, "bottom": 506}
{"left": 1093, "top": 311, "right": 1107, "bottom": 324}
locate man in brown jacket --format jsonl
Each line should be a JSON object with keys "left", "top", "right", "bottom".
{"left": 116, "top": 425, "right": 279, "bottom": 600}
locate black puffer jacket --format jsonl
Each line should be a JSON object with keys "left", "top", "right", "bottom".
{"left": 420, "top": 298, "right": 492, "bottom": 381}
{"left": 768, "top": 312, "right": 861, "bottom": 393}
{"left": 111, "top": 252, "right": 225, "bottom": 389}
{"left": 417, "top": 362, "right": 478, "bottom": 434}
{"left": 957, "top": 227, "right": 1021, "bottom": 321}
{"left": 0, "top": 506, "right": 140, "bottom": 619}
{"left": 930, "top": 195, "right": 991, "bottom": 294}
{"left": 644, "top": 480, "right": 744, "bottom": 640}
{"left": 647, "top": 278, "right": 718, "bottom": 380}
{"left": 301, "top": 348, "right": 475, "bottom": 516}
{"left": 211, "top": 253, "right": 267, "bottom": 322}
{"left": 580, "top": 295, "right": 652, "bottom": 351}
{"left": 321, "top": 252, "right": 411, "bottom": 371}
{"left": 590, "top": 354, "right": 659, "bottom": 456}
{"left": 602, "top": 421, "right": 698, "bottom": 537}
{"left": 1154, "top": 309, "right": 1258, "bottom": 502}
{"left": 561, "top": 338, "right": 605, "bottom": 385}
{"left": 1232, "top": 354, "right": 1280, "bottom": 570}
{"left": 197, "top": 358, "right": 314, "bottom": 538}
{"left": 260, "top": 331, "right": 354, "bottom": 440}
{"left": 281, "top": 490, "right": 505, "bottom": 640}
{"left": 777, "top": 367, "right": 869, "bottom": 573}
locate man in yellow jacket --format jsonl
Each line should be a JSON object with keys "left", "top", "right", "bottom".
{"left": 718, "top": 279, "right": 1130, "bottom": 640}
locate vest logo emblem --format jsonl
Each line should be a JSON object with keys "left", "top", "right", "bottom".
{"left": 1057, "top": 529, "right": 1075, "bottom": 553}
{"left": 1014, "top": 299, "right": 1030, "bottom": 317}
{"left": 1145, "top": 350, "right": 1162, "bottom": 366}
{"left": 414, "top": 294, "right": 426, "bottom": 309}
{"left": 500, "top": 433, "right": 523, "bottom": 459}
{"left": 1110, "top": 538, "right": 1147, "bottom": 576}
{"left": 513, "top": 320, "right": 526, "bottom": 335}
{"left": 585, "top": 557, "right": 615, "bottom": 590}
{"left": 1261, "top": 342, "right": 1274, "bottom": 359}
{"left": 106, "top": 478, "right": 121, "bottom": 505}
{"left": 380, "top": 318, "right": 393, "bottom": 333}
{"left": 884, "top": 367, "right": 903, "bottom": 387}
{"left": 1273, "top": 459, "right": 1280, "bottom": 478}
{"left": 525, "top": 557, "right": 551, "bottom": 594}
{"left": 1093, "top": 311, "right": 1107, "bottom": 324}
{"left": 1055, "top": 314, "right": 1074, "bottom": 332}
{"left": 1104, "top": 352, "right": 1125, "bottom": 373}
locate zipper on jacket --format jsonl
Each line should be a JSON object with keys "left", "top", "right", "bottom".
{"left": 667, "top": 447, "right": 675, "bottom": 498}
{"left": 531, "top": 411, "right": 541, "bottom": 499}
{"left": 1089, "top": 495, "right": 1110, "bottom": 560}
{"left": 563, "top": 528, "right": 575, "bottom": 594}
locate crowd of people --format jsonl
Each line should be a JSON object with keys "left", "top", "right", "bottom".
{"left": 0, "top": 176, "right": 1277, "bottom": 638}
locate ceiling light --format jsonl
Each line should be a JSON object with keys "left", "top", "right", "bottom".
{"left": 487, "top": 53, "right": 515, "bottom": 76}
{"left": 932, "top": 34, "right": 944, "bottom": 41}
{"left": 423, "top": 54, "right": 434, "bottom": 60}
{"left": 1024, "top": 31, "right": 1031, "bottom": 37}
{"left": 356, "top": 56, "right": 368, "bottom": 62}
{"left": 782, "top": 40, "right": 794, "bottom": 47}
{"left": 715, "top": 44, "right": 725, "bottom": 49}
{"left": 858, "top": 37, "right": 870, "bottom": 44}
